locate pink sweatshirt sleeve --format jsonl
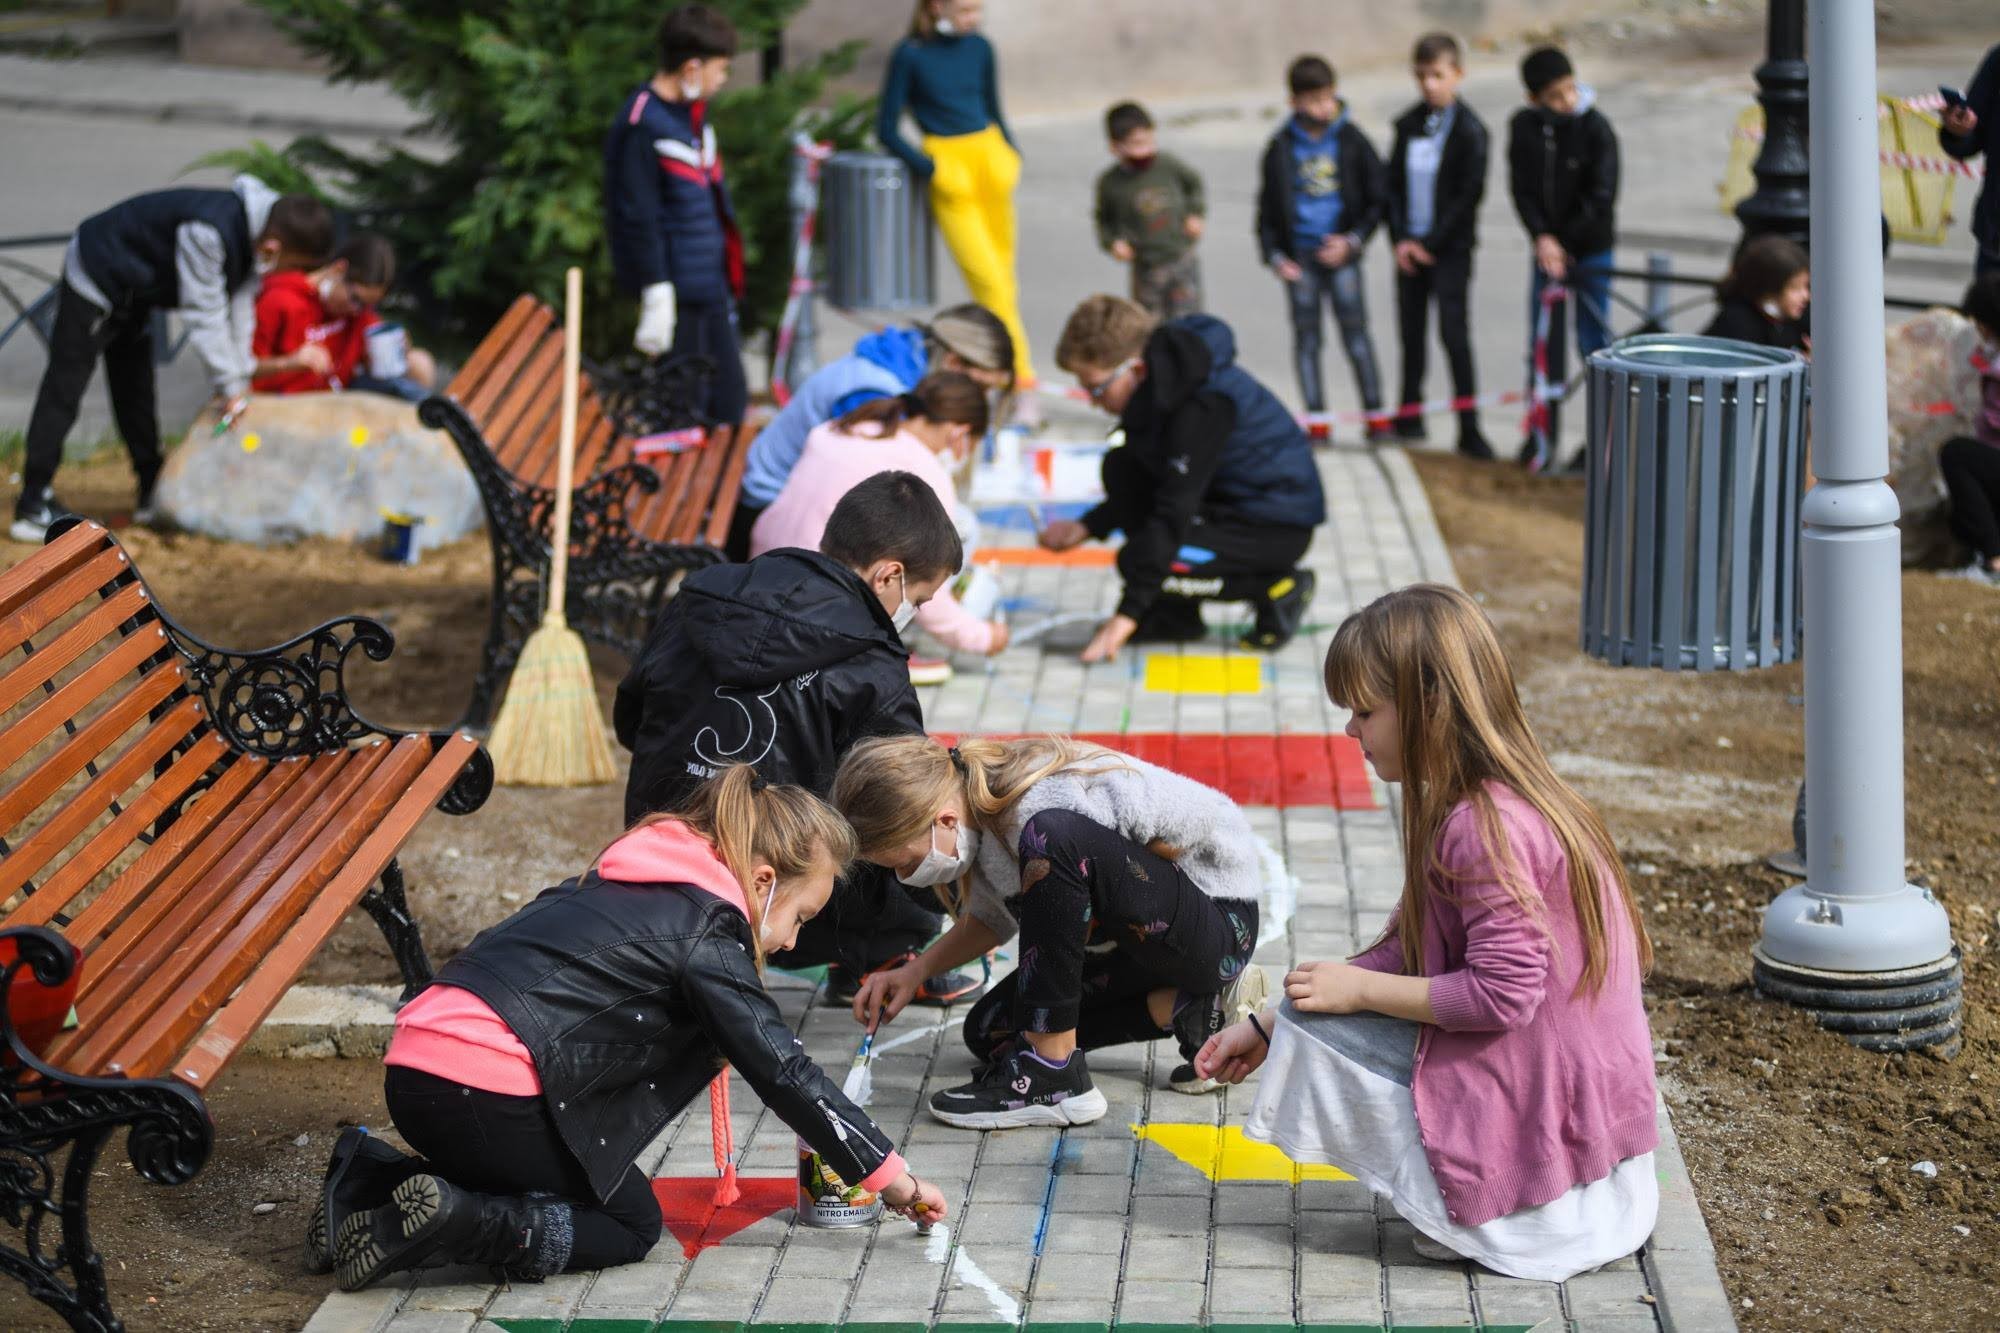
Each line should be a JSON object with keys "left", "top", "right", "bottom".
{"left": 1423, "top": 805, "right": 1555, "bottom": 1033}
{"left": 914, "top": 585, "right": 996, "bottom": 655}
{"left": 1347, "top": 919, "right": 1406, "bottom": 974}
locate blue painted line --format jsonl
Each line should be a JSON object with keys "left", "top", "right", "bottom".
{"left": 1031, "top": 1133, "right": 1065, "bottom": 1257}
{"left": 974, "top": 501, "right": 1094, "bottom": 531}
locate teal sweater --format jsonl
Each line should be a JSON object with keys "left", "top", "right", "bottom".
{"left": 877, "top": 33, "right": 1014, "bottom": 179}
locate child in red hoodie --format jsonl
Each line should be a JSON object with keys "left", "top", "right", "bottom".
{"left": 252, "top": 232, "right": 437, "bottom": 400}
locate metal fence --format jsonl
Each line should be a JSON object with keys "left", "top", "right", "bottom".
{"left": 1581, "top": 334, "right": 1810, "bottom": 671}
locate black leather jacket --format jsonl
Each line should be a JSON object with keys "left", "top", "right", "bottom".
{"left": 1386, "top": 99, "right": 1490, "bottom": 256}
{"left": 426, "top": 870, "right": 899, "bottom": 1203}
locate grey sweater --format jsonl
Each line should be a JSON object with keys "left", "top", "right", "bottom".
{"left": 965, "top": 756, "right": 1262, "bottom": 942}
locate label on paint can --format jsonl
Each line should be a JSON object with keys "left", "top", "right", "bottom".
{"left": 796, "top": 1139, "right": 881, "bottom": 1228}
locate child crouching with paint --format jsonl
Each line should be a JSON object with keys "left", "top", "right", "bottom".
{"left": 831, "top": 735, "right": 1271, "bottom": 1126}
{"left": 1195, "top": 584, "right": 1657, "bottom": 1280}
{"left": 316, "top": 766, "right": 946, "bottom": 1290}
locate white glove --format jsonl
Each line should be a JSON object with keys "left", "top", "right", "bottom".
{"left": 635, "top": 281, "right": 677, "bottom": 356}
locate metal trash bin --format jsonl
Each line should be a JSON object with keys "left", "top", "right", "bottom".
{"left": 1581, "top": 334, "right": 1809, "bottom": 670}
{"left": 822, "top": 151, "right": 935, "bottom": 310}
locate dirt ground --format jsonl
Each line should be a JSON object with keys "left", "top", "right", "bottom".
{"left": 1411, "top": 452, "right": 1999, "bottom": 1333}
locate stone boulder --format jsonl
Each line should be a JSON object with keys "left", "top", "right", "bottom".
{"left": 156, "top": 392, "right": 481, "bottom": 553}
{"left": 1885, "top": 307, "right": 1984, "bottom": 567}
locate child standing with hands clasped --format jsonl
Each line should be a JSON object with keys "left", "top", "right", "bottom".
{"left": 1096, "top": 102, "right": 1206, "bottom": 320}
{"left": 1196, "top": 585, "right": 1658, "bottom": 1280}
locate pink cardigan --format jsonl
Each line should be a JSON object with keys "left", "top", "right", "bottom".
{"left": 749, "top": 421, "right": 996, "bottom": 655}
{"left": 1350, "top": 784, "right": 1658, "bottom": 1228}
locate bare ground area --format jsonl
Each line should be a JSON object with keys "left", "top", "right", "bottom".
{"left": 1412, "top": 451, "right": 2000, "bottom": 1333}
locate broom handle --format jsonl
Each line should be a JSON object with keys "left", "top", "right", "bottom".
{"left": 547, "top": 265, "right": 584, "bottom": 623}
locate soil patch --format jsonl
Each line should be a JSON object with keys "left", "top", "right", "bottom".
{"left": 1412, "top": 451, "right": 1999, "bottom": 1333}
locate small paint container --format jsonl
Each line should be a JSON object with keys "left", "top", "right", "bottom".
{"left": 379, "top": 510, "right": 424, "bottom": 565}
{"left": 796, "top": 1139, "right": 881, "bottom": 1228}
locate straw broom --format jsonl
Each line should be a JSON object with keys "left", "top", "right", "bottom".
{"left": 485, "top": 267, "right": 618, "bottom": 786}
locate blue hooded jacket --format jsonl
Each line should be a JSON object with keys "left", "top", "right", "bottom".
{"left": 740, "top": 327, "right": 930, "bottom": 508}
{"left": 1173, "top": 316, "right": 1326, "bottom": 529}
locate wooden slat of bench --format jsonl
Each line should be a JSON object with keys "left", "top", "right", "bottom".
{"left": 0, "top": 626, "right": 169, "bottom": 777}
{"left": 110, "top": 740, "right": 426, "bottom": 1081}
{"left": 0, "top": 694, "right": 205, "bottom": 905}
{"left": 0, "top": 583, "right": 151, "bottom": 718}
{"left": 495, "top": 372, "right": 566, "bottom": 483}
{"left": 60, "top": 749, "right": 376, "bottom": 1072}
{"left": 618, "top": 445, "right": 695, "bottom": 545}
{"left": 178, "top": 732, "right": 480, "bottom": 1087}
{"left": 443, "top": 295, "right": 541, "bottom": 406}
{"left": 481, "top": 336, "right": 567, "bottom": 478}
{"left": 0, "top": 663, "right": 183, "bottom": 843}
{"left": 703, "top": 424, "right": 755, "bottom": 549}
{"left": 663, "top": 425, "right": 735, "bottom": 546}
{"left": 14, "top": 730, "right": 233, "bottom": 922}
{"left": 455, "top": 301, "right": 555, "bottom": 425}
{"left": 571, "top": 390, "right": 617, "bottom": 479}
{"left": 0, "top": 547, "right": 134, "bottom": 662}
{"left": 57, "top": 754, "right": 286, "bottom": 965}
{"left": 0, "top": 520, "right": 113, "bottom": 627}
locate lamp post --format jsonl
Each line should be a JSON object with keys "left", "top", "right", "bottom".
{"left": 1751, "top": 0, "right": 1962, "bottom": 1055}
{"left": 1736, "top": 0, "right": 1811, "bottom": 247}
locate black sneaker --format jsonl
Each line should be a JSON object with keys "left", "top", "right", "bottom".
{"left": 1241, "top": 569, "right": 1316, "bottom": 651}
{"left": 823, "top": 954, "right": 984, "bottom": 1008}
{"left": 1458, "top": 427, "right": 1496, "bottom": 461}
{"left": 929, "top": 1044, "right": 1107, "bottom": 1129}
{"left": 1393, "top": 412, "right": 1427, "bottom": 442}
{"left": 1365, "top": 417, "right": 1397, "bottom": 445}
{"left": 305, "top": 1126, "right": 419, "bottom": 1275}
{"left": 134, "top": 469, "right": 161, "bottom": 526}
{"left": 1129, "top": 599, "right": 1208, "bottom": 645}
{"left": 10, "top": 489, "right": 73, "bottom": 544}
{"left": 1167, "top": 963, "right": 1271, "bottom": 1095}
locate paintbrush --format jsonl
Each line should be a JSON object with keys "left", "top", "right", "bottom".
{"left": 840, "top": 1015, "right": 879, "bottom": 1105}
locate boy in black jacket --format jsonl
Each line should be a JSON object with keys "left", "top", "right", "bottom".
{"left": 615, "top": 471, "right": 977, "bottom": 1001}
{"left": 1940, "top": 42, "right": 1998, "bottom": 279}
{"left": 12, "top": 177, "right": 331, "bottom": 542}
{"left": 1257, "top": 55, "right": 1390, "bottom": 440}
{"left": 1386, "top": 31, "right": 1493, "bottom": 459}
{"left": 1508, "top": 46, "right": 1619, "bottom": 469}
{"left": 603, "top": 4, "right": 747, "bottom": 428}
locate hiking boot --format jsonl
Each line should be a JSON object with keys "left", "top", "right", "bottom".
{"left": 335, "top": 1174, "right": 572, "bottom": 1291}
{"left": 908, "top": 654, "right": 954, "bottom": 686}
{"left": 10, "top": 489, "right": 73, "bottom": 544}
{"left": 1167, "top": 962, "right": 1271, "bottom": 1095}
{"left": 1241, "top": 569, "right": 1316, "bottom": 651}
{"left": 305, "top": 1126, "right": 419, "bottom": 1275}
{"left": 928, "top": 1044, "right": 1107, "bottom": 1129}
{"left": 824, "top": 953, "right": 985, "bottom": 1008}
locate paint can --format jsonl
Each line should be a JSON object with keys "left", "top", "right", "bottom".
{"left": 365, "top": 322, "right": 409, "bottom": 378}
{"left": 379, "top": 510, "right": 424, "bottom": 565}
{"left": 796, "top": 1139, "right": 881, "bottom": 1228}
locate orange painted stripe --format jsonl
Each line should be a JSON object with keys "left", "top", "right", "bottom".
{"left": 971, "top": 546, "right": 1118, "bottom": 568}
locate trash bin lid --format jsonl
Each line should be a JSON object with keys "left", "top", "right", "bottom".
{"left": 1593, "top": 333, "right": 1804, "bottom": 376}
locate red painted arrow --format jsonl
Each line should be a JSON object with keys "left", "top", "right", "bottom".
{"left": 652, "top": 1176, "right": 794, "bottom": 1257}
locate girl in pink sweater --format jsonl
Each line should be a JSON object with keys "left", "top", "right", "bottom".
{"left": 752, "top": 371, "right": 1009, "bottom": 656}
{"left": 1197, "top": 583, "right": 1659, "bottom": 1281}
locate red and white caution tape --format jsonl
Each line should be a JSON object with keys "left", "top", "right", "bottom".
{"left": 1732, "top": 123, "right": 1984, "bottom": 178}
{"left": 770, "top": 139, "right": 835, "bottom": 407}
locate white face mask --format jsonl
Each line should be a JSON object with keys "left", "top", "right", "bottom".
{"left": 681, "top": 72, "right": 704, "bottom": 101}
{"left": 898, "top": 821, "right": 978, "bottom": 888}
{"left": 889, "top": 570, "right": 917, "bottom": 633}
{"left": 934, "top": 17, "right": 958, "bottom": 36}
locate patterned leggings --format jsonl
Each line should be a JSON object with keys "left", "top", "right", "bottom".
{"left": 962, "top": 808, "right": 1258, "bottom": 1060}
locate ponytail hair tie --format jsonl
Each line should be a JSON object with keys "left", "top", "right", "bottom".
{"left": 898, "top": 391, "right": 925, "bottom": 414}
{"left": 947, "top": 746, "right": 968, "bottom": 776}
{"left": 748, "top": 771, "right": 769, "bottom": 794}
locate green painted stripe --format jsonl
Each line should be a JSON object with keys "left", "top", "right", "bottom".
{"left": 494, "top": 1320, "right": 1536, "bottom": 1333}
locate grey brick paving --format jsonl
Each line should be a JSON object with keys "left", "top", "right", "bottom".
{"left": 325, "top": 448, "right": 1729, "bottom": 1333}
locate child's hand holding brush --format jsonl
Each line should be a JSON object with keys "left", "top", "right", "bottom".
{"left": 881, "top": 1172, "right": 948, "bottom": 1228}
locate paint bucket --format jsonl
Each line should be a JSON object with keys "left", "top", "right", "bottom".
{"left": 379, "top": 510, "right": 424, "bottom": 565}
{"left": 796, "top": 1139, "right": 881, "bottom": 1228}
{"left": 366, "top": 323, "right": 409, "bottom": 379}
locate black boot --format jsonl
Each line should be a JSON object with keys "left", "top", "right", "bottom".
{"left": 305, "top": 1127, "right": 420, "bottom": 1275}
{"left": 336, "top": 1174, "right": 573, "bottom": 1290}
{"left": 1241, "top": 570, "right": 1317, "bottom": 651}
{"left": 1129, "top": 596, "right": 1209, "bottom": 645}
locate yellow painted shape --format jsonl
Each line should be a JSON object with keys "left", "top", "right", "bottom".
{"left": 349, "top": 426, "right": 371, "bottom": 448}
{"left": 1143, "top": 654, "right": 1263, "bottom": 695}
{"left": 241, "top": 433, "right": 261, "bottom": 453}
{"left": 1131, "top": 1122, "right": 1352, "bottom": 1183}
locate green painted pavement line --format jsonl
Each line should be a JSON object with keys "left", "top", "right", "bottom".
{"left": 494, "top": 1321, "right": 1536, "bottom": 1332}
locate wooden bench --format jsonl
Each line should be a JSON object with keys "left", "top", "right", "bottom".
{"left": 0, "top": 519, "right": 491, "bottom": 1331}
{"left": 419, "top": 294, "right": 755, "bottom": 726}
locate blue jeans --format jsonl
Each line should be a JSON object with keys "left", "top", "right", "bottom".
{"left": 1287, "top": 257, "right": 1382, "bottom": 416}
{"left": 1526, "top": 248, "right": 1613, "bottom": 452}
{"left": 349, "top": 372, "right": 430, "bottom": 403}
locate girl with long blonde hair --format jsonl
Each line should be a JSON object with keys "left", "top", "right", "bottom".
{"left": 1196, "top": 585, "right": 1658, "bottom": 1281}
{"left": 321, "top": 766, "right": 946, "bottom": 1291}
{"left": 830, "top": 733, "right": 1270, "bottom": 1130}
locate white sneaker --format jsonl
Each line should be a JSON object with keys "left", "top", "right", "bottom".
{"left": 1411, "top": 1231, "right": 1467, "bottom": 1263}
{"left": 1941, "top": 559, "right": 2000, "bottom": 588}
{"left": 9, "top": 491, "right": 70, "bottom": 544}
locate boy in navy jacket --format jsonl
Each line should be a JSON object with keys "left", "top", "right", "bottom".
{"left": 603, "top": 4, "right": 747, "bottom": 428}
{"left": 13, "top": 176, "right": 331, "bottom": 542}
{"left": 1257, "top": 56, "right": 1389, "bottom": 438}
{"left": 1386, "top": 32, "right": 1493, "bottom": 459}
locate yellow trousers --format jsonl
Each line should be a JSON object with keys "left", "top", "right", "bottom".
{"left": 923, "top": 124, "right": 1034, "bottom": 385}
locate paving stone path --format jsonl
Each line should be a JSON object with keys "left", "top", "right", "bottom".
{"left": 303, "top": 447, "right": 1735, "bottom": 1333}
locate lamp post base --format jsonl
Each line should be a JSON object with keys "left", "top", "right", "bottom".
{"left": 1751, "top": 943, "right": 1963, "bottom": 1056}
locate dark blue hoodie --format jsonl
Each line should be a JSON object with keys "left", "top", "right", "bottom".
{"left": 1173, "top": 316, "right": 1326, "bottom": 529}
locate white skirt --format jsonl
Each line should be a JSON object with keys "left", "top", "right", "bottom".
{"left": 1244, "top": 1004, "right": 1657, "bottom": 1283}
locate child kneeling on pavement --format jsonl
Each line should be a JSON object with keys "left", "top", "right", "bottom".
{"left": 831, "top": 734, "right": 1271, "bottom": 1128}
{"left": 1041, "top": 295, "right": 1325, "bottom": 663}
{"left": 313, "top": 766, "right": 947, "bottom": 1289}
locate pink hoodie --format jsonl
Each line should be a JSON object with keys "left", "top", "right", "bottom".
{"left": 749, "top": 419, "right": 997, "bottom": 655}
{"left": 386, "top": 822, "right": 756, "bottom": 1098}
